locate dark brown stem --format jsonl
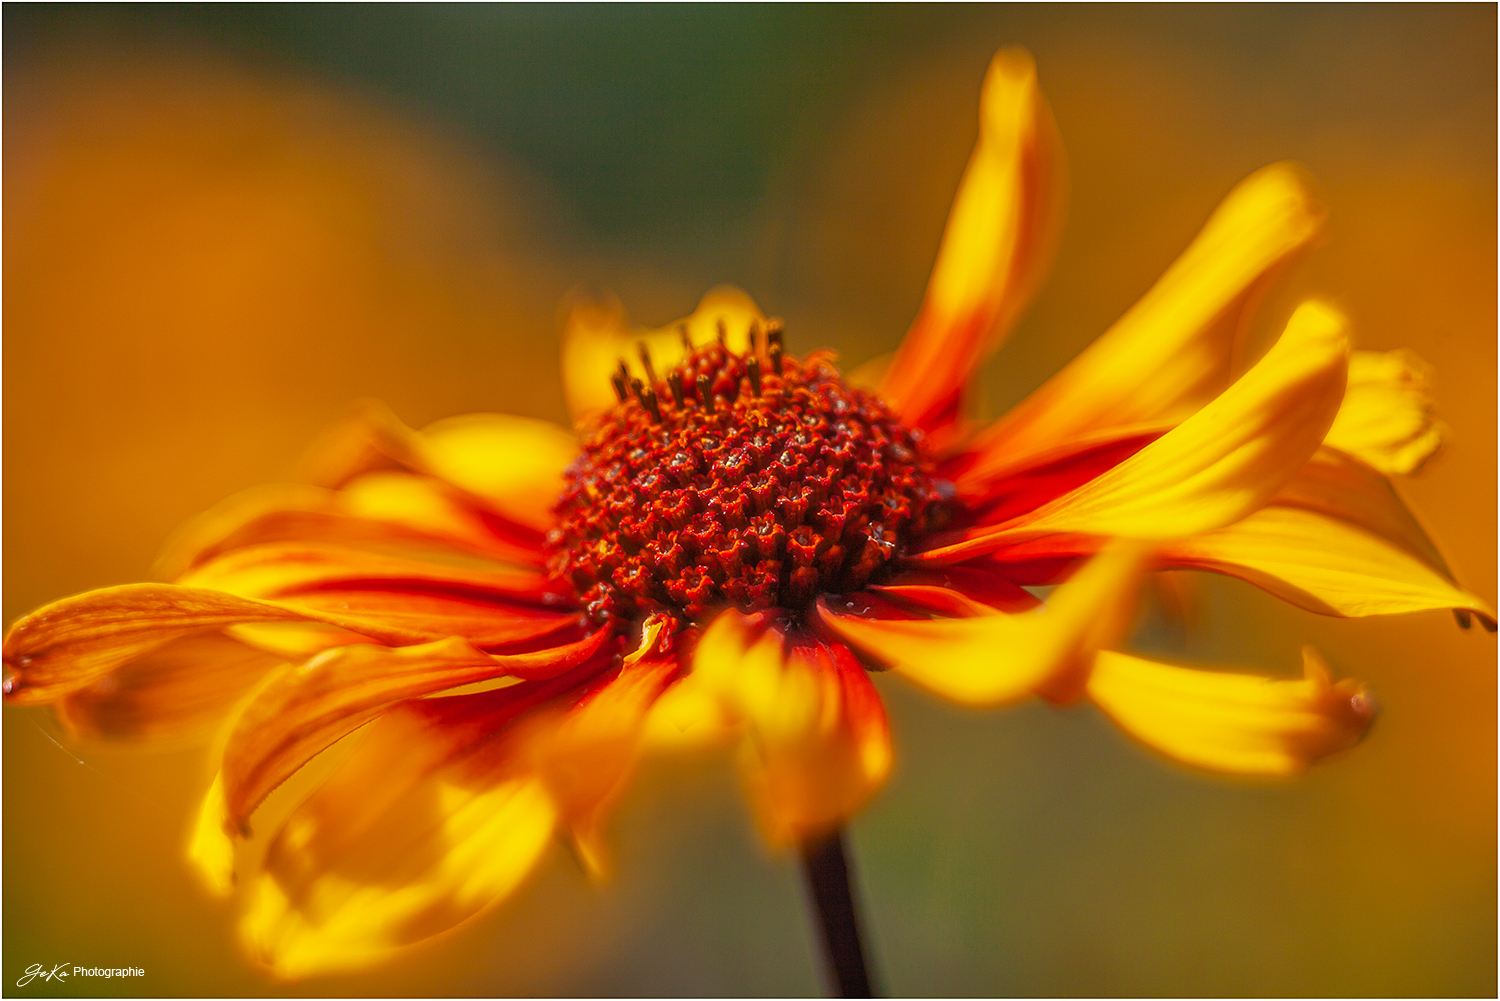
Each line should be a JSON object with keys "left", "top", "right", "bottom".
{"left": 800, "top": 828, "right": 877, "bottom": 997}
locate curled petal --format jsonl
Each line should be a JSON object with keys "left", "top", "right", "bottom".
{"left": 966, "top": 162, "right": 1325, "bottom": 477}
{"left": 1087, "top": 647, "right": 1377, "bottom": 775}
{"left": 4, "top": 585, "right": 309, "bottom": 704}
{"left": 560, "top": 286, "right": 765, "bottom": 424}
{"left": 819, "top": 543, "right": 1149, "bottom": 706}
{"left": 693, "top": 613, "right": 893, "bottom": 844}
{"left": 881, "top": 48, "right": 1065, "bottom": 433}
{"left": 57, "top": 631, "right": 284, "bottom": 745}
{"left": 241, "top": 638, "right": 673, "bottom": 978}
{"left": 1325, "top": 349, "right": 1445, "bottom": 475}
{"left": 219, "top": 629, "right": 616, "bottom": 829}
{"left": 243, "top": 693, "right": 560, "bottom": 978}
{"left": 920, "top": 299, "right": 1349, "bottom": 562}
{"left": 1159, "top": 505, "right": 1494, "bottom": 624}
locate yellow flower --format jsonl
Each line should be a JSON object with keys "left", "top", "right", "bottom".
{"left": 3, "top": 48, "right": 1491, "bottom": 980}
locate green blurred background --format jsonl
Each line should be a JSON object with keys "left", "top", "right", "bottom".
{"left": 4, "top": 4, "right": 1495, "bottom": 996}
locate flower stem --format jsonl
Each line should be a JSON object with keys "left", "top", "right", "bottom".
{"left": 800, "top": 828, "right": 876, "bottom": 997}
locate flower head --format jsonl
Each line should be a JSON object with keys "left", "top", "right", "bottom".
{"left": 4, "top": 47, "right": 1492, "bottom": 979}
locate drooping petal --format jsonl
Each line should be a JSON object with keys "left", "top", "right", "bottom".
{"left": 692, "top": 612, "right": 893, "bottom": 844}
{"left": 560, "top": 286, "right": 765, "bottom": 424}
{"left": 298, "top": 400, "right": 576, "bottom": 535}
{"left": 1324, "top": 349, "right": 1445, "bottom": 475}
{"left": 242, "top": 695, "right": 559, "bottom": 978}
{"left": 1159, "top": 505, "right": 1494, "bottom": 623}
{"left": 818, "top": 543, "right": 1149, "bottom": 706}
{"left": 1087, "top": 647, "right": 1377, "bottom": 775}
{"left": 880, "top": 48, "right": 1065, "bottom": 434}
{"left": 241, "top": 636, "right": 674, "bottom": 978}
{"left": 963, "top": 163, "right": 1325, "bottom": 479}
{"left": 219, "top": 629, "right": 616, "bottom": 828}
{"left": 523, "top": 619, "right": 681, "bottom": 875}
{"left": 918, "top": 300, "right": 1349, "bottom": 563}
{"left": 4, "top": 584, "right": 310, "bottom": 704}
{"left": 56, "top": 631, "right": 285, "bottom": 744}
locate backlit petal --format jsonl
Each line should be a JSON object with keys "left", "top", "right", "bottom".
{"left": 1087, "top": 647, "right": 1377, "bottom": 775}
{"left": 881, "top": 48, "right": 1065, "bottom": 433}
{"left": 56, "top": 631, "right": 284, "bottom": 745}
{"left": 818, "top": 543, "right": 1148, "bottom": 706}
{"left": 414, "top": 414, "right": 580, "bottom": 532}
{"left": 560, "top": 286, "right": 765, "bottom": 424}
{"left": 219, "top": 629, "right": 615, "bottom": 828}
{"left": 968, "top": 163, "right": 1325, "bottom": 476}
{"left": 243, "top": 691, "right": 561, "bottom": 978}
{"left": 693, "top": 613, "right": 893, "bottom": 844}
{"left": 298, "top": 401, "right": 574, "bottom": 535}
{"left": 919, "top": 300, "right": 1348, "bottom": 562}
{"left": 1324, "top": 349, "right": 1445, "bottom": 475}
{"left": 1159, "top": 505, "right": 1494, "bottom": 622}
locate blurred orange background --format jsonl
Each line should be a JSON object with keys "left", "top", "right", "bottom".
{"left": 4, "top": 6, "right": 1494, "bottom": 996}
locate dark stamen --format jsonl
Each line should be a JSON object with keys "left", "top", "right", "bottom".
{"left": 610, "top": 372, "right": 629, "bottom": 403}
{"left": 679, "top": 323, "right": 693, "bottom": 353}
{"left": 716, "top": 318, "right": 728, "bottom": 347}
{"left": 696, "top": 373, "right": 715, "bottom": 412}
{"left": 769, "top": 342, "right": 784, "bottom": 375}
{"left": 642, "top": 388, "right": 663, "bottom": 423}
{"left": 747, "top": 355, "right": 763, "bottom": 396}
{"left": 637, "top": 342, "right": 658, "bottom": 387}
{"left": 630, "top": 377, "right": 645, "bottom": 403}
{"left": 748, "top": 320, "right": 760, "bottom": 357}
{"left": 765, "top": 319, "right": 784, "bottom": 349}
{"left": 668, "top": 370, "right": 687, "bottom": 408}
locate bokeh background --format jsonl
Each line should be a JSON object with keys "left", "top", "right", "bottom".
{"left": 4, "top": 5, "right": 1495, "bottom": 996}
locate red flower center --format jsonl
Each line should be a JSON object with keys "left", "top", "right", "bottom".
{"left": 545, "top": 325, "right": 942, "bottom": 629}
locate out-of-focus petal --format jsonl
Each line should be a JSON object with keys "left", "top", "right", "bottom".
{"left": 413, "top": 414, "right": 580, "bottom": 532}
{"left": 818, "top": 543, "right": 1149, "bottom": 706}
{"left": 1159, "top": 505, "right": 1495, "bottom": 624}
{"left": 3, "top": 584, "right": 310, "bottom": 704}
{"left": 155, "top": 474, "right": 543, "bottom": 580}
{"left": 242, "top": 633, "right": 673, "bottom": 978}
{"left": 560, "top": 286, "right": 764, "bottom": 424}
{"left": 1087, "top": 647, "right": 1377, "bottom": 775}
{"left": 189, "top": 772, "right": 237, "bottom": 897}
{"left": 880, "top": 48, "right": 1065, "bottom": 434}
{"left": 966, "top": 163, "right": 1325, "bottom": 477}
{"left": 1325, "top": 349, "right": 1445, "bottom": 475}
{"left": 1273, "top": 446, "right": 1451, "bottom": 574}
{"left": 298, "top": 401, "right": 574, "bottom": 536}
{"left": 693, "top": 613, "right": 893, "bottom": 844}
{"left": 219, "top": 629, "right": 616, "bottom": 828}
{"left": 524, "top": 619, "right": 680, "bottom": 876}
{"left": 56, "top": 631, "right": 284, "bottom": 745}
{"left": 242, "top": 692, "right": 562, "bottom": 978}
{"left": 918, "top": 300, "right": 1348, "bottom": 563}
